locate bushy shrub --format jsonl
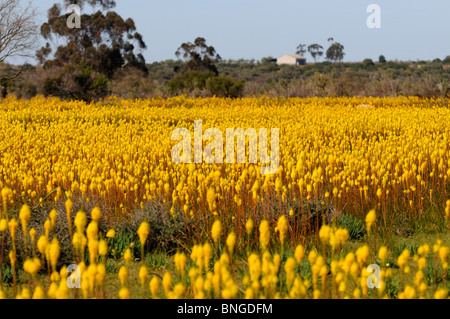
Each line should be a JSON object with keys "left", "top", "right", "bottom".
{"left": 336, "top": 214, "right": 366, "bottom": 241}
{"left": 167, "top": 71, "right": 215, "bottom": 95}
{"left": 205, "top": 76, "right": 245, "bottom": 98}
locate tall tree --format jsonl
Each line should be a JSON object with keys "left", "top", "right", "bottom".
{"left": 37, "top": 0, "right": 148, "bottom": 100}
{"left": 325, "top": 40, "right": 345, "bottom": 63}
{"left": 307, "top": 44, "right": 323, "bottom": 63}
{"left": 296, "top": 44, "right": 306, "bottom": 56}
{"left": 175, "top": 37, "right": 220, "bottom": 75}
{"left": 0, "top": 0, "right": 38, "bottom": 63}
{"left": 0, "top": 0, "right": 39, "bottom": 97}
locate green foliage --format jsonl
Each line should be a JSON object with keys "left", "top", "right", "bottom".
{"left": 114, "top": 200, "right": 188, "bottom": 254}
{"left": 175, "top": 37, "right": 219, "bottom": 75}
{"left": 108, "top": 232, "right": 140, "bottom": 260}
{"left": 378, "top": 55, "right": 387, "bottom": 63}
{"left": 392, "top": 241, "right": 419, "bottom": 258}
{"left": 105, "top": 258, "right": 120, "bottom": 274}
{"left": 145, "top": 252, "right": 169, "bottom": 270}
{"left": 167, "top": 71, "right": 215, "bottom": 95}
{"left": 205, "top": 76, "right": 245, "bottom": 98}
{"left": 337, "top": 214, "right": 366, "bottom": 241}
{"left": 362, "top": 58, "right": 375, "bottom": 69}
{"left": 44, "top": 60, "right": 111, "bottom": 101}
{"left": 325, "top": 42, "right": 345, "bottom": 63}
{"left": 385, "top": 277, "right": 401, "bottom": 299}
{"left": 1, "top": 264, "right": 14, "bottom": 287}
{"left": 37, "top": 0, "right": 146, "bottom": 101}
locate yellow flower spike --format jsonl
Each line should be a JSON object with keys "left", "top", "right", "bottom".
{"left": 119, "top": 287, "right": 130, "bottom": 299}
{"left": 353, "top": 288, "right": 361, "bottom": 299}
{"left": 49, "top": 238, "right": 60, "bottom": 271}
{"left": 162, "top": 271, "right": 172, "bottom": 296}
{"left": 397, "top": 249, "right": 410, "bottom": 272}
{"left": 137, "top": 221, "right": 150, "bottom": 246}
{"left": 86, "top": 221, "right": 98, "bottom": 241}
{"left": 81, "top": 272, "right": 90, "bottom": 299}
{"left": 23, "top": 257, "right": 41, "bottom": 276}
{"left": 19, "top": 204, "right": 31, "bottom": 232}
{"left": 248, "top": 253, "right": 261, "bottom": 283}
{"left": 47, "top": 282, "right": 58, "bottom": 299}
{"left": 20, "top": 288, "right": 31, "bottom": 299}
{"left": 294, "top": 245, "right": 305, "bottom": 265}
{"left": 438, "top": 246, "right": 449, "bottom": 264}
{"left": 245, "top": 218, "right": 253, "bottom": 235}
{"left": 74, "top": 211, "right": 87, "bottom": 233}
{"left": 0, "top": 219, "right": 7, "bottom": 232}
{"left": 118, "top": 266, "right": 128, "bottom": 285}
{"left": 91, "top": 207, "right": 101, "bottom": 222}
{"left": 335, "top": 228, "right": 349, "bottom": 247}
{"left": 356, "top": 245, "right": 370, "bottom": 265}
{"left": 417, "top": 257, "right": 427, "bottom": 270}
{"left": 276, "top": 215, "right": 288, "bottom": 246}
{"left": 139, "top": 265, "right": 148, "bottom": 287}
{"left": 99, "top": 239, "right": 108, "bottom": 257}
{"left": 96, "top": 263, "right": 106, "bottom": 286}
{"left": 445, "top": 200, "right": 450, "bottom": 219}
{"left": 378, "top": 246, "right": 388, "bottom": 264}
{"left": 29, "top": 228, "right": 37, "bottom": 245}
{"left": 124, "top": 248, "right": 132, "bottom": 264}
{"left": 203, "top": 243, "right": 212, "bottom": 270}
{"left": 37, "top": 235, "right": 48, "bottom": 256}
{"left": 88, "top": 239, "right": 99, "bottom": 263}
{"left": 106, "top": 229, "right": 116, "bottom": 239}
{"left": 50, "top": 271, "right": 60, "bottom": 282}
{"left": 150, "top": 276, "right": 160, "bottom": 298}
{"left": 245, "top": 287, "right": 254, "bottom": 299}
{"left": 226, "top": 232, "right": 236, "bottom": 256}
{"left": 174, "top": 251, "right": 187, "bottom": 275}
{"left": 259, "top": 219, "right": 270, "bottom": 250}
{"left": 173, "top": 283, "right": 186, "bottom": 298}
{"left": 319, "top": 224, "right": 331, "bottom": 244}
{"left": 65, "top": 198, "right": 73, "bottom": 235}
{"left": 365, "top": 209, "right": 376, "bottom": 233}
{"left": 43, "top": 219, "right": 51, "bottom": 238}
{"left": 49, "top": 209, "right": 57, "bottom": 229}
{"left": 284, "top": 257, "right": 296, "bottom": 289}
{"left": 308, "top": 250, "right": 318, "bottom": 265}
{"left": 8, "top": 218, "right": 18, "bottom": 240}
{"left": 32, "top": 286, "right": 46, "bottom": 299}
{"left": 434, "top": 288, "right": 448, "bottom": 299}
{"left": 211, "top": 219, "right": 222, "bottom": 245}
{"left": 1, "top": 188, "right": 12, "bottom": 213}
{"left": 206, "top": 187, "right": 216, "bottom": 212}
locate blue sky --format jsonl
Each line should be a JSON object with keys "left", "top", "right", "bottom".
{"left": 16, "top": 0, "right": 450, "bottom": 64}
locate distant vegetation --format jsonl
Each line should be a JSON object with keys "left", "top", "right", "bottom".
{"left": 0, "top": 0, "right": 449, "bottom": 101}
{"left": 2, "top": 56, "right": 450, "bottom": 100}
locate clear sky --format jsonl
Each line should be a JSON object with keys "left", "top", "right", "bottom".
{"left": 13, "top": 0, "right": 450, "bottom": 64}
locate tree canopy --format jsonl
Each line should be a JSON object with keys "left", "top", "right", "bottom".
{"left": 36, "top": 0, "right": 148, "bottom": 100}
{"left": 175, "top": 37, "right": 220, "bottom": 75}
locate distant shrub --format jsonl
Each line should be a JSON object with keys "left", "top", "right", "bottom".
{"left": 362, "top": 59, "right": 375, "bottom": 69}
{"left": 167, "top": 71, "right": 215, "bottom": 95}
{"left": 205, "top": 76, "right": 245, "bottom": 98}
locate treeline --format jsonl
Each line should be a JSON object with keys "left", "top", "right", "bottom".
{"left": 0, "top": 0, "right": 449, "bottom": 101}
{"left": 2, "top": 56, "right": 450, "bottom": 100}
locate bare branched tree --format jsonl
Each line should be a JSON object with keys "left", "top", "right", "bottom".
{"left": 0, "top": 0, "right": 38, "bottom": 64}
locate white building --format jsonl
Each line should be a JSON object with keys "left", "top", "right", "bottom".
{"left": 276, "top": 54, "right": 306, "bottom": 66}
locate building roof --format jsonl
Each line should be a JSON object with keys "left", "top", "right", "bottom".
{"left": 277, "top": 54, "right": 306, "bottom": 60}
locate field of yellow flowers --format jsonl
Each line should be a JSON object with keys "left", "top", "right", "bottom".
{"left": 0, "top": 95, "right": 449, "bottom": 299}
